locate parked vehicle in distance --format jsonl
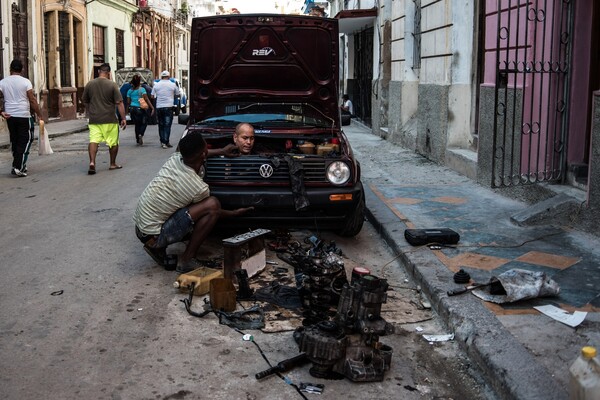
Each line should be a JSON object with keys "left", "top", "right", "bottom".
{"left": 181, "top": 14, "right": 364, "bottom": 236}
{"left": 115, "top": 67, "right": 155, "bottom": 124}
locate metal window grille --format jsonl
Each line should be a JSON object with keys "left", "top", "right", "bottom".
{"left": 413, "top": 0, "right": 421, "bottom": 69}
{"left": 59, "top": 12, "right": 71, "bottom": 87}
{"left": 93, "top": 24, "right": 105, "bottom": 65}
{"left": 116, "top": 29, "right": 125, "bottom": 70}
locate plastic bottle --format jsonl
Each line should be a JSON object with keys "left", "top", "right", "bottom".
{"left": 569, "top": 346, "right": 600, "bottom": 400}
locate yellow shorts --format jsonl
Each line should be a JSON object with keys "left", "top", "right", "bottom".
{"left": 89, "top": 123, "right": 119, "bottom": 147}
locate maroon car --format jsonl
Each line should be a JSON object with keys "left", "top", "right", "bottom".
{"left": 181, "top": 14, "right": 364, "bottom": 236}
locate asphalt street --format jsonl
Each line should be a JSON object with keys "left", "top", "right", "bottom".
{"left": 4, "top": 117, "right": 598, "bottom": 399}
{"left": 0, "top": 121, "right": 492, "bottom": 399}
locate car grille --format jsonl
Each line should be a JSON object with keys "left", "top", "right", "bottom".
{"left": 205, "top": 157, "right": 328, "bottom": 183}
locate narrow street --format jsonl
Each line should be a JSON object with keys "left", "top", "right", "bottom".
{"left": 0, "top": 123, "right": 492, "bottom": 399}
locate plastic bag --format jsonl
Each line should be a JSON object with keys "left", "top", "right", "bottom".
{"left": 38, "top": 120, "right": 54, "bottom": 155}
{"left": 472, "top": 269, "right": 560, "bottom": 303}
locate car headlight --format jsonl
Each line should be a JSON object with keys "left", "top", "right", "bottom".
{"left": 326, "top": 161, "right": 351, "bottom": 185}
{"left": 199, "top": 165, "right": 206, "bottom": 179}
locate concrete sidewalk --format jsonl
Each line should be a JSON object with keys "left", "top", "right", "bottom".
{"left": 3, "top": 117, "right": 599, "bottom": 399}
{"left": 343, "top": 121, "right": 600, "bottom": 400}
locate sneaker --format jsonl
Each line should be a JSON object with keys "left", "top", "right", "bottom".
{"left": 161, "top": 143, "right": 168, "bottom": 149}
{"left": 143, "top": 244, "right": 167, "bottom": 267}
{"left": 176, "top": 258, "right": 203, "bottom": 274}
{"left": 139, "top": 137, "right": 143, "bottom": 146}
{"left": 11, "top": 168, "right": 27, "bottom": 177}
{"left": 166, "top": 143, "right": 173, "bottom": 148}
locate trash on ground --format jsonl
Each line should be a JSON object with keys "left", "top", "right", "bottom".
{"left": 415, "top": 326, "right": 424, "bottom": 332}
{"left": 534, "top": 304, "right": 587, "bottom": 328}
{"left": 471, "top": 268, "right": 560, "bottom": 303}
{"left": 299, "top": 382, "right": 324, "bottom": 394}
{"left": 422, "top": 333, "right": 454, "bottom": 342}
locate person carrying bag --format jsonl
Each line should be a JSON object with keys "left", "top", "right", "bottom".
{"left": 127, "top": 74, "right": 154, "bottom": 145}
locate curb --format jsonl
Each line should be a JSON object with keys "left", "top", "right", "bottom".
{"left": 363, "top": 184, "right": 567, "bottom": 400}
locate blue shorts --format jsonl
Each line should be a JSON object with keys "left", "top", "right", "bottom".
{"left": 136, "top": 208, "right": 194, "bottom": 248}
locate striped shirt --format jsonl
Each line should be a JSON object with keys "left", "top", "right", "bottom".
{"left": 133, "top": 153, "right": 209, "bottom": 235}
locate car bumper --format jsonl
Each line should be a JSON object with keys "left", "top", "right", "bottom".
{"left": 210, "top": 182, "right": 364, "bottom": 229}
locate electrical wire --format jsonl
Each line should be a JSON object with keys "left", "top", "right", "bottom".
{"left": 233, "top": 328, "right": 309, "bottom": 400}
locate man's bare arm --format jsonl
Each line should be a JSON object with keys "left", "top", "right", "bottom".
{"left": 27, "top": 89, "right": 42, "bottom": 120}
{"left": 220, "top": 207, "right": 254, "bottom": 218}
{"left": 208, "top": 144, "right": 239, "bottom": 158}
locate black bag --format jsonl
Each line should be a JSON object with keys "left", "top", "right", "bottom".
{"left": 404, "top": 228, "right": 460, "bottom": 246}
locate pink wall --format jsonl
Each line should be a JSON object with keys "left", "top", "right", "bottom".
{"left": 567, "top": 1, "right": 594, "bottom": 164}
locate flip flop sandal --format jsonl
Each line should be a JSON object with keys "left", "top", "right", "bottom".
{"left": 88, "top": 165, "right": 96, "bottom": 175}
{"left": 144, "top": 244, "right": 166, "bottom": 267}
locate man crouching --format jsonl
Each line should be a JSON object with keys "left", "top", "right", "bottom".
{"left": 133, "top": 131, "right": 252, "bottom": 273}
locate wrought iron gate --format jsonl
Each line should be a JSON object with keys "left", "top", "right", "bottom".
{"left": 353, "top": 27, "right": 373, "bottom": 127}
{"left": 491, "top": 0, "right": 573, "bottom": 187}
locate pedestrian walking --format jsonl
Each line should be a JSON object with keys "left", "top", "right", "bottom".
{"left": 0, "top": 59, "right": 43, "bottom": 177}
{"left": 82, "top": 63, "right": 127, "bottom": 175}
{"left": 151, "top": 70, "right": 179, "bottom": 148}
{"left": 127, "top": 74, "right": 155, "bottom": 145}
{"left": 141, "top": 80, "right": 156, "bottom": 125}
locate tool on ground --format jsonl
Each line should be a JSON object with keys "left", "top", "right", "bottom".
{"left": 299, "top": 383, "right": 324, "bottom": 394}
{"left": 255, "top": 353, "right": 309, "bottom": 380}
{"left": 234, "top": 269, "right": 254, "bottom": 300}
{"left": 404, "top": 228, "right": 460, "bottom": 246}
{"left": 447, "top": 277, "right": 505, "bottom": 296}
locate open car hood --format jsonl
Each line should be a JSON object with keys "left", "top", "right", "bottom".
{"left": 189, "top": 14, "right": 340, "bottom": 128}
{"left": 114, "top": 67, "right": 154, "bottom": 88}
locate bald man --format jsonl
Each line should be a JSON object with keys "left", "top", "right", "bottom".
{"left": 207, "top": 122, "right": 256, "bottom": 157}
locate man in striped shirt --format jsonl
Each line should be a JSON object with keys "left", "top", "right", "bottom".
{"left": 133, "top": 131, "right": 252, "bottom": 273}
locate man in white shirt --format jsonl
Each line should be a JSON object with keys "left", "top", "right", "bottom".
{"left": 151, "top": 70, "right": 180, "bottom": 148}
{"left": 0, "top": 59, "right": 43, "bottom": 177}
{"left": 340, "top": 94, "right": 353, "bottom": 115}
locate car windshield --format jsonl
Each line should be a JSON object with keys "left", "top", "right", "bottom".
{"left": 198, "top": 103, "right": 334, "bottom": 128}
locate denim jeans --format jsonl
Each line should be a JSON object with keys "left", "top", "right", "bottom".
{"left": 130, "top": 107, "right": 148, "bottom": 138}
{"left": 156, "top": 107, "right": 174, "bottom": 145}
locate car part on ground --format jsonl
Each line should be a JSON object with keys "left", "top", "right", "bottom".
{"left": 294, "top": 273, "right": 394, "bottom": 382}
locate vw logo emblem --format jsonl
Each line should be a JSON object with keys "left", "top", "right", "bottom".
{"left": 259, "top": 164, "right": 274, "bottom": 178}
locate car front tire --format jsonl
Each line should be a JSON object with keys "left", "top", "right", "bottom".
{"left": 336, "top": 191, "right": 365, "bottom": 237}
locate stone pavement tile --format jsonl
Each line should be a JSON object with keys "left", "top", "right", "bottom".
{"left": 515, "top": 250, "right": 580, "bottom": 269}
{"left": 430, "top": 196, "right": 468, "bottom": 204}
{"left": 370, "top": 175, "right": 600, "bottom": 312}
{"left": 436, "top": 251, "right": 511, "bottom": 272}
